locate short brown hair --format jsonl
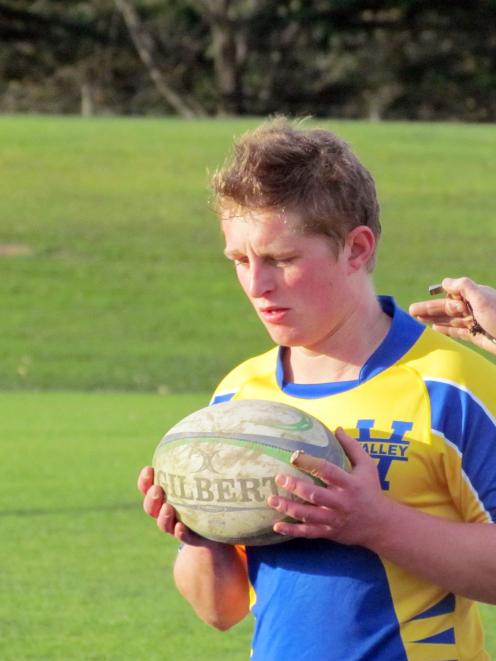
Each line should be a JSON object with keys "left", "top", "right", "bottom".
{"left": 211, "top": 117, "right": 381, "bottom": 255}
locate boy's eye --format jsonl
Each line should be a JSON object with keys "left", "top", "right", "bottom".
{"left": 272, "top": 256, "right": 296, "bottom": 265}
{"left": 229, "top": 254, "right": 297, "bottom": 266}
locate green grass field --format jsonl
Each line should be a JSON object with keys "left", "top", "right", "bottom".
{"left": 1, "top": 116, "right": 495, "bottom": 658}
{"left": 1, "top": 116, "right": 495, "bottom": 392}
{"left": 1, "top": 391, "right": 253, "bottom": 660}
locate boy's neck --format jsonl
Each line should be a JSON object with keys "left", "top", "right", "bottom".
{"left": 284, "top": 297, "right": 391, "bottom": 384}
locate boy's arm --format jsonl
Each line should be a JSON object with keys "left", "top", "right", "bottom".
{"left": 173, "top": 541, "right": 250, "bottom": 630}
{"left": 139, "top": 466, "right": 250, "bottom": 630}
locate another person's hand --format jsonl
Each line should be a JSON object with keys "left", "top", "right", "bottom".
{"left": 138, "top": 466, "right": 214, "bottom": 547}
{"left": 266, "top": 428, "right": 392, "bottom": 548}
{"left": 409, "top": 277, "right": 496, "bottom": 355}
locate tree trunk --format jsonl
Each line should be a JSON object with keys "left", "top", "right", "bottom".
{"left": 80, "top": 81, "right": 94, "bottom": 117}
{"left": 209, "top": 21, "right": 244, "bottom": 115}
{"left": 198, "top": 0, "right": 246, "bottom": 115}
{"left": 114, "top": 0, "right": 204, "bottom": 118}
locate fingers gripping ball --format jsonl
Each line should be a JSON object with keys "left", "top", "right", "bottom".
{"left": 152, "top": 399, "right": 351, "bottom": 546}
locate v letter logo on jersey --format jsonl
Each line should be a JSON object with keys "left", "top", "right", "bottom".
{"left": 356, "top": 419, "right": 413, "bottom": 490}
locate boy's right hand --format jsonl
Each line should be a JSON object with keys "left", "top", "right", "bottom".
{"left": 138, "top": 466, "right": 214, "bottom": 547}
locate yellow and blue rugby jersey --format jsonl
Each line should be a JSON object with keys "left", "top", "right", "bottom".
{"left": 211, "top": 296, "right": 496, "bottom": 661}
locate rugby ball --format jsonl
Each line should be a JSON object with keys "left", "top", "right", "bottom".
{"left": 152, "top": 399, "right": 350, "bottom": 546}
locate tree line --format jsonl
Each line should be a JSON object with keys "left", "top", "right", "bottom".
{"left": 1, "top": 0, "right": 495, "bottom": 121}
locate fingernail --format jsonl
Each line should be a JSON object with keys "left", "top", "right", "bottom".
{"left": 274, "top": 525, "right": 288, "bottom": 536}
{"left": 290, "top": 450, "right": 304, "bottom": 465}
{"left": 291, "top": 451, "right": 325, "bottom": 474}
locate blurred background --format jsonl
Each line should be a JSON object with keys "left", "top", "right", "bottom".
{"left": 2, "top": 0, "right": 496, "bottom": 121}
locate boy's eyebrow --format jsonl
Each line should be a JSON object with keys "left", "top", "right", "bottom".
{"left": 223, "top": 248, "right": 241, "bottom": 259}
{"left": 224, "top": 246, "right": 299, "bottom": 260}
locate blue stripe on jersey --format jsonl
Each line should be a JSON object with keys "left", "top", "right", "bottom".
{"left": 427, "top": 379, "right": 496, "bottom": 522}
{"left": 276, "top": 297, "right": 424, "bottom": 398}
{"left": 411, "top": 592, "right": 455, "bottom": 620}
{"left": 210, "top": 391, "right": 236, "bottom": 405}
{"left": 414, "top": 628, "right": 456, "bottom": 645}
{"left": 415, "top": 628, "right": 455, "bottom": 645}
{"left": 247, "top": 539, "right": 407, "bottom": 661}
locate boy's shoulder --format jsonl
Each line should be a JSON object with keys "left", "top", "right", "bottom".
{"left": 211, "top": 347, "right": 279, "bottom": 403}
{"left": 406, "top": 325, "right": 496, "bottom": 404}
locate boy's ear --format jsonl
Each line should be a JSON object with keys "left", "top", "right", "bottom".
{"left": 346, "top": 225, "right": 376, "bottom": 273}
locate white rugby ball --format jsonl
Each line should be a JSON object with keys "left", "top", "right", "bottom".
{"left": 152, "top": 399, "right": 350, "bottom": 546}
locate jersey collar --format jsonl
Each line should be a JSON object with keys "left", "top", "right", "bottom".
{"left": 276, "top": 296, "right": 424, "bottom": 398}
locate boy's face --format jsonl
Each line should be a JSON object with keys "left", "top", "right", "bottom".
{"left": 222, "top": 208, "right": 357, "bottom": 352}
